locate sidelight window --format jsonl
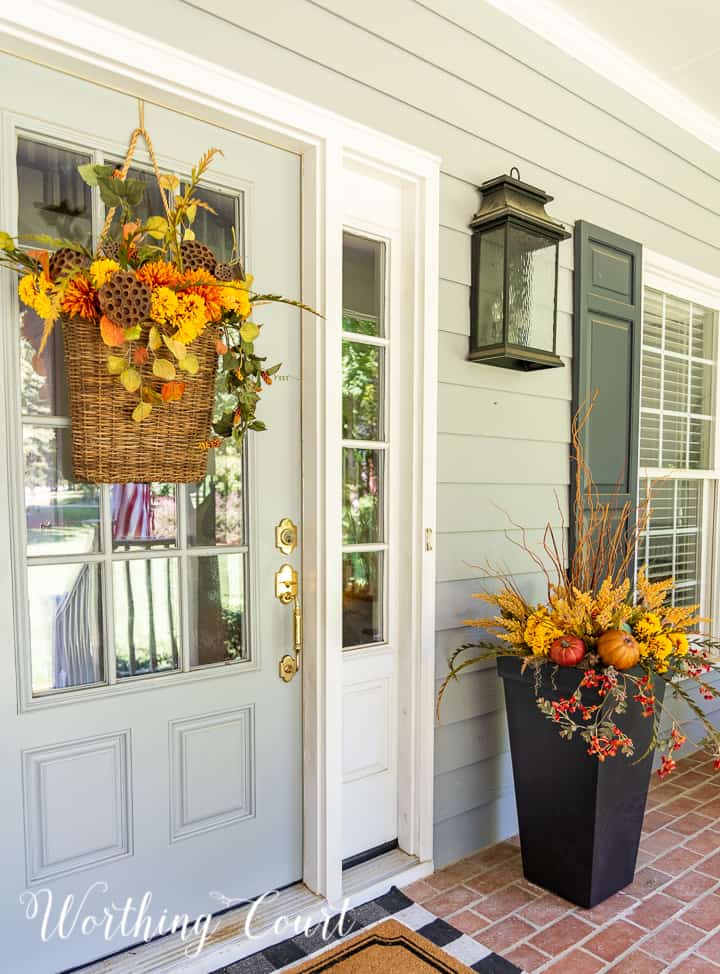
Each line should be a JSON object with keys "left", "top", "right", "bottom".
{"left": 341, "top": 232, "right": 388, "bottom": 648}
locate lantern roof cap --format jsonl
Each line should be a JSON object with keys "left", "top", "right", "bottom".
{"left": 470, "top": 171, "right": 571, "bottom": 241}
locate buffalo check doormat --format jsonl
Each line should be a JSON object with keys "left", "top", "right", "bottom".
{"left": 211, "top": 887, "right": 523, "bottom": 974}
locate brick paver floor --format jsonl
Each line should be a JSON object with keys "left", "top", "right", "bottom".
{"left": 403, "top": 752, "right": 720, "bottom": 972}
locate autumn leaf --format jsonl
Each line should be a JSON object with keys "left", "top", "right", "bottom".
{"left": 107, "top": 354, "right": 126, "bottom": 374}
{"left": 178, "top": 353, "right": 199, "bottom": 375}
{"left": 183, "top": 228, "right": 195, "bottom": 242}
{"left": 100, "top": 315, "right": 126, "bottom": 347}
{"left": 27, "top": 249, "right": 50, "bottom": 279}
{"left": 240, "top": 321, "right": 260, "bottom": 343}
{"left": 153, "top": 358, "right": 176, "bottom": 381}
{"left": 158, "top": 173, "right": 180, "bottom": 192}
{"left": 132, "top": 401, "right": 153, "bottom": 422}
{"left": 120, "top": 367, "right": 141, "bottom": 392}
{"left": 144, "top": 216, "right": 168, "bottom": 240}
{"left": 161, "top": 380, "right": 186, "bottom": 402}
{"left": 142, "top": 387, "right": 163, "bottom": 405}
{"left": 133, "top": 347, "right": 149, "bottom": 366}
{"left": 149, "top": 326, "right": 162, "bottom": 351}
{"left": 215, "top": 338, "right": 228, "bottom": 355}
{"left": 124, "top": 325, "right": 142, "bottom": 342}
{"left": 162, "top": 334, "right": 187, "bottom": 360}
{"left": 122, "top": 221, "right": 140, "bottom": 241}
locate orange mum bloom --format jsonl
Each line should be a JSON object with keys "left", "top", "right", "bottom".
{"left": 136, "top": 260, "right": 182, "bottom": 289}
{"left": 61, "top": 275, "right": 100, "bottom": 320}
{"left": 180, "top": 268, "right": 224, "bottom": 322}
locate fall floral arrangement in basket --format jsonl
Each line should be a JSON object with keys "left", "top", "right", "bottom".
{"left": 0, "top": 126, "right": 314, "bottom": 484}
{"left": 438, "top": 405, "right": 720, "bottom": 779}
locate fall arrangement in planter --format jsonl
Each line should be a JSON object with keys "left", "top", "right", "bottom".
{"left": 0, "top": 127, "right": 314, "bottom": 484}
{"left": 437, "top": 404, "right": 720, "bottom": 907}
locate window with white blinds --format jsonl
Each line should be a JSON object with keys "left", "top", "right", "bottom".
{"left": 639, "top": 286, "right": 718, "bottom": 610}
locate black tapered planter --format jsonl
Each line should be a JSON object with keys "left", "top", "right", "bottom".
{"left": 497, "top": 655, "right": 665, "bottom": 908}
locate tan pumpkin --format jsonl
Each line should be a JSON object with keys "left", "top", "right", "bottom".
{"left": 597, "top": 630, "right": 640, "bottom": 671}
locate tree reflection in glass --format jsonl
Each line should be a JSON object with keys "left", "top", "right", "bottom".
{"left": 343, "top": 448, "right": 382, "bottom": 545}
{"left": 342, "top": 339, "right": 383, "bottom": 441}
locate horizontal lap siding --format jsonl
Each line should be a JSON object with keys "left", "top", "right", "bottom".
{"left": 65, "top": 0, "right": 720, "bottom": 866}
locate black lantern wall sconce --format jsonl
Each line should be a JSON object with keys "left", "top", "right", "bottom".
{"left": 468, "top": 168, "right": 571, "bottom": 370}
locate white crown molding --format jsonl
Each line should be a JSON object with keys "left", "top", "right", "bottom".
{"left": 484, "top": 0, "right": 720, "bottom": 155}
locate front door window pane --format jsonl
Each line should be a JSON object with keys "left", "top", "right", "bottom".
{"left": 24, "top": 426, "right": 100, "bottom": 556}
{"left": 114, "top": 558, "right": 180, "bottom": 678}
{"left": 29, "top": 562, "right": 104, "bottom": 694}
{"left": 111, "top": 484, "right": 177, "bottom": 550}
{"left": 188, "top": 554, "right": 247, "bottom": 667}
{"left": 21, "top": 306, "right": 70, "bottom": 417}
{"left": 17, "top": 138, "right": 92, "bottom": 247}
{"left": 187, "top": 439, "right": 245, "bottom": 547}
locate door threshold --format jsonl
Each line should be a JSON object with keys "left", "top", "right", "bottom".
{"left": 78, "top": 855, "right": 433, "bottom": 974}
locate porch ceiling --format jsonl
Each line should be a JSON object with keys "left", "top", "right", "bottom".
{"left": 553, "top": 0, "right": 720, "bottom": 121}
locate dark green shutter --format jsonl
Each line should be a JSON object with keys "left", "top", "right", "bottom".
{"left": 571, "top": 221, "right": 643, "bottom": 562}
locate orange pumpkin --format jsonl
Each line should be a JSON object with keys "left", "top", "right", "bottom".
{"left": 549, "top": 636, "right": 586, "bottom": 667}
{"left": 597, "top": 630, "right": 640, "bottom": 671}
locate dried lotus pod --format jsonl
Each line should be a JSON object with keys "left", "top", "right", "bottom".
{"left": 49, "top": 247, "right": 89, "bottom": 282}
{"left": 180, "top": 239, "right": 217, "bottom": 274}
{"left": 98, "top": 271, "right": 151, "bottom": 328}
{"left": 98, "top": 238, "right": 120, "bottom": 262}
{"left": 215, "top": 260, "right": 246, "bottom": 282}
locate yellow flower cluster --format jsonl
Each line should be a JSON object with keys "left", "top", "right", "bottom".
{"left": 524, "top": 607, "right": 563, "bottom": 656}
{"left": 633, "top": 611, "right": 690, "bottom": 673}
{"left": 18, "top": 272, "right": 59, "bottom": 322}
{"left": 149, "top": 286, "right": 210, "bottom": 344}
{"left": 89, "top": 258, "right": 120, "bottom": 289}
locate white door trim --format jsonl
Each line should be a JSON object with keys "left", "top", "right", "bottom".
{"left": 0, "top": 0, "right": 439, "bottom": 915}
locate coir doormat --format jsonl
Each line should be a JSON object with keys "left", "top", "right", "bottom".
{"left": 214, "top": 888, "right": 521, "bottom": 974}
{"left": 284, "top": 917, "right": 499, "bottom": 972}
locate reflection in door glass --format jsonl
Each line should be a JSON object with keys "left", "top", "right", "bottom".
{"left": 342, "top": 551, "right": 383, "bottom": 647}
{"left": 342, "top": 448, "right": 383, "bottom": 545}
{"left": 188, "top": 553, "right": 247, "bottom": 666}
{"left": 114, "top": 558, "right": 180, "bottom": 678}
{"left": 111, "top": 484, "right": 176, "bottom": 550}
{"left": 189, "top": 185, "right": 239, "bottom": 263}
{"left": 24, "top": 425, "right": 100, "bottom": 557}
{"left": 342, "top": 341, "right": 383, "bottom": 441}
{"left": 21, "top": 304, "right": 70, "bottom": 417}
{"left": 342, "top": 233, "right": 385, "bottom": 337}
{"left": 28, "top": 561, "right": 104, "bottom": 694}
{"left": 17, "top": 138, "right": 92, "bottom": 247}
{"left": 342, "top": 232, "right": 387, "bottom": 648}
{"left": 187, "top": 439, "right": 245, "bottom": 547}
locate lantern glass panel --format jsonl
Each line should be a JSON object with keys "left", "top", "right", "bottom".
{"left": 474, "top": 226, "right": 505, "bottom": 347}
{"left": 506, "top": 224, "right": 557, "bottom": 351}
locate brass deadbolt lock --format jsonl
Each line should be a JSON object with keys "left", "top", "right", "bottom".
{"left": 275, "top": 517, "right": 298, "bottom": 555}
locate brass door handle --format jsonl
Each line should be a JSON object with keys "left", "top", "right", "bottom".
{"left": 277, "top": 562, "right": 302, "bottom": 682}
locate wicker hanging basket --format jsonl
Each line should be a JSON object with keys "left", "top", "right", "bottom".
{"left": 63, "top": 316, "right": 218, "bottom": 483}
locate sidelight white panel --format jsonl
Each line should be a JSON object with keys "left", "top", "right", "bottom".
{"left": 342, "top": 678, "right": 391, "bottom": 782}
